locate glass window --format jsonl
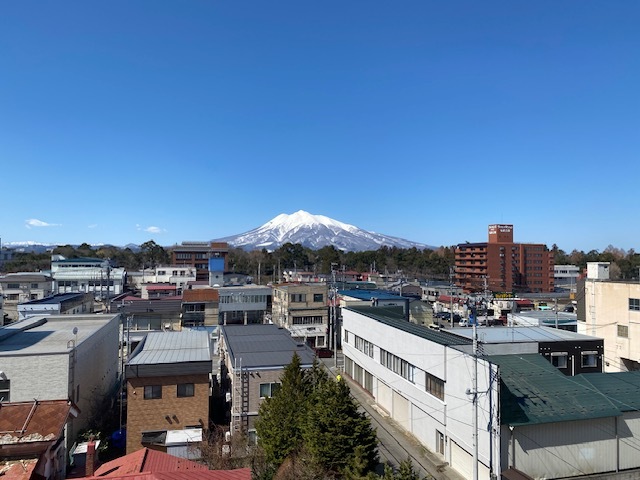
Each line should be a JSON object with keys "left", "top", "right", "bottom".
{"left": 144, "top": 385, "right": 162, "bottom": 399}
{"left": 259, "top": 382, "right": 281, "bottom": 398}
{"left": 630, "top": 298, "right": 640, "bottom": 311}
{"left": 618, "top": 325, "right": 629, "bottom": 338}
{"left": 426, "top": 372, "right": 445, "bottom": 400}
{"left": 313, "top": 293, "right": 324, "bottom": 302}
{"left": 551, "top": 353, "right": 568, "bottom": 369}
{"left": 177, "top": 383, "right": 195, "bottom": 397}
{"left": 581, "top": 352, "right": 598, "bottom": 368}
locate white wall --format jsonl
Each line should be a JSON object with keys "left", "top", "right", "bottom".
{"left": 342, "top": 309, "right": 500, "bottom": 479}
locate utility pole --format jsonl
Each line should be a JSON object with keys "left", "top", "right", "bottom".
{"left": 554, "top": 297, "right": 558, "bottom": 329}
{"left": 449, "top": 266, "right": 454, "bottom": 328}
{"left": 472, "top": 322, "right": 479, "bottom": 480}
{"left": 331, "top": 264, "right": 338, "bottom": 368}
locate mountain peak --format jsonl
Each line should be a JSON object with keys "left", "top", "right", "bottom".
{"left": 215, "top": 211, "right": 430, "bottom": 252}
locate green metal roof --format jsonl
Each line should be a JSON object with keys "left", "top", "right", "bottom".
{"left": 579, "top": 372, "right": 640, "bottom": 412}
{"left": 347, "top": 305, "right": 472, "bottom": 347}
{"left": 489, "top": 354, "right": 621, "bottom": 426}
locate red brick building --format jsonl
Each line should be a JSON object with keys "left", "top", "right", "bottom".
{"left": 454, "top": 224, "right": 554, "bottom": 293}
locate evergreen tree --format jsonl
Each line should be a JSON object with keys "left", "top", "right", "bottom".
{"left": 255, "top": 353, "right": 309, "bottom": 467}
{"left": 303, "top": 376, "right": 379, "bottom": 475}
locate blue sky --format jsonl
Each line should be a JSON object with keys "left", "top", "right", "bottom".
{"left": 1, "top": 1, "right": 639, "bottom": 253}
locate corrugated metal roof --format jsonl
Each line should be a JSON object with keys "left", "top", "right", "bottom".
{"left": 579, "top": 371, "right": 640, "bottom": 412}
{"left": 129, "top": 331, "right": 211, "bottom": 365}
{"left": 94, "top": 447, "right": 207, "bottom": 476}
{"left": 339, "top": 289, "right": 401, "bottom": 301}
{"left": 221, "top": 324, "right": 316, "bottom": 369}
{"left": 489, "top": 354, "right": 621, "bottom": 426}
{"left": 347, "top": 305, "right": 472, "bottom": 347}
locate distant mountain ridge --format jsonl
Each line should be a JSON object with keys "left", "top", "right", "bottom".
{"left": 215, "top": 210, "right": 432, "bottom": 252}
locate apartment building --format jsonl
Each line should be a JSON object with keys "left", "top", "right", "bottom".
{"left": 0, "top": 273, "right": 54, "bottom": 322}
{"left": 455, "top": 224, "right": 554, "bottom": 293}
{"left": 576, "top": 262, "right": 640, "bottom": 373}
{"left": 218, "top": 285, "right": 271, "bottom": 326}
{"left": 218, "top": 324, "right": 315, "bottom": 437}
{"left": 171, "top": 242, "right": 228, "bottom": 283}
{"left": 125, "top": 330, "right": 212, "bottom": 454}
{"left": 50, "top": 255, "right": 126, "bottom": 299}
{"left": 271, "top": 283, "right": 329, "bottom": 348}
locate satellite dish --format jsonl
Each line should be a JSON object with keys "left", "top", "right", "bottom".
{"left": 72, "top": 327, "right": 78, "bottom": 335}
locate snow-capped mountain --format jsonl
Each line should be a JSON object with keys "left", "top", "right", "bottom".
{"left": 215, "top": 210, "right": 432, "bottom": 252}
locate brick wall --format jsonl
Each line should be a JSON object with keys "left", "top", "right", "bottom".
{"left": 126, "top": 373, "right": 209, "bottom": 454}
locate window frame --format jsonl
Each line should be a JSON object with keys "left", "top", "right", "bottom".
{"left": 177, "top": 383, "right": 195, "bottom": 398}
{"left": 144, "top": 385, "right": 162, "bottom": 399}
{"left": 581, "top": 351, "right": 598, "bottom": 368}
{"left": 630, "top": 298, "right": 640, "bottom": 311}
{"left": 550, "top": 352, "right": 568, "bottom": 369}
{"left": 259, "top": 382, "right": 281, "bottom": 398}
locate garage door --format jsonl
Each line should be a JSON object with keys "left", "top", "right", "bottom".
{"left": 392, "top": 390, "right": 410, "bottom": 431}
{"left": 377, "top": 381, "right": 392, "bottom": 414}
{"left": 451, "top": 440, "right": 472, "bottom": 480}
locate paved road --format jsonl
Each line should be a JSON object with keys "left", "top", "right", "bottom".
{"left": 321, "top": 353, "right": 466, "bottom": 480}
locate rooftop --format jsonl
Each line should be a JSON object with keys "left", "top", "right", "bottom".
{"left": 0, "top": 315, "right": 119, "bottom": 356}
{"left": 128, "top": 331, "right": 211, "bottom": 365}
{"left": 0, "top": 399, "right": 77, "bottom": 448}
{"left": 489, "top": 354, "right": 622, "bottom": 426}
{"left": 449, "top": 325, "right": 599, "bottom": 344}
{"left": 20, "top": 292, "right": 88, "bottom": 305}
{"left": 221, "top": 324, "right": 316, "bottom": 369}
{"left": 339, "top": 289, "right": 405, "bottom": 301}
{"left": 347, "top": 305, "right": 472, "bottom": 347}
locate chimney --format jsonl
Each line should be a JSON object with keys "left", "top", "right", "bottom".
{"left": 85, "top": 437, "right": 96, "bottom": 477}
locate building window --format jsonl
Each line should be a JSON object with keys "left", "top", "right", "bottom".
{"left": 259, "top": 382, "right": 281, "bottom": 398}
{"left": 0, "top": 379, "right": 10, "bottom": 402}
{"left": 618, "top": 325, "right": 629, "bottom": 338}
{"left": 313, "top": 293, "right": 324, "bottom": 302}
{"left": 354, "top": 335, "right": 374, "bottom": 357}
{"left": 436, "top": 430, "right": 445, "bottom": 455}
{"left": 291, "top": 293, "right": 306, "bottom": 303}
{"left": 292, "top": 316, "right": 323, "bottom": 325}
{"left": 144, "top": 385, "right": 162, "bottom": 399}
{"left": 177, "top": 383, "right": 195, "bottom": 397}
{"left": 7, "top": 283, "right": 20, "bottom": 289}
{"left": 630, "top": 299, "right": 640, "bottom": 311}
{"left": 31, "top": 283, "right": 39, "bottom": 288}
{"left": 581, "top": 351, "right": 598, "bottom": 368}
{"left": 550, "top": 352, "right": 568, "bottom": 369}
{"left": 425, "top": 372, "right": 445, "bottom": 400}
{"left": 381, "top": 349, "right": 415, "bottom": 383}
{"left": 344, "top": 330, "right": 349, "bottom": 343}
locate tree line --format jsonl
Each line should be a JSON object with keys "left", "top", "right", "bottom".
{"left": 3, "top": 241, "right": 640, "bottom": 282}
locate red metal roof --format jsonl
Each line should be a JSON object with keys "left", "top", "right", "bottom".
{"left": 104, "top": 471, "right": 252, "bottom": 480}
{"left": 94, "top": 448, "right": 206, "bottom": 476}
{"left": 0, "top": 399, "right": 76, "bottom": 445}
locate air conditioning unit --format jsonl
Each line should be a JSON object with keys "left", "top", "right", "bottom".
{"left": 225, "top": 392, "right": 231, "bottom": 403}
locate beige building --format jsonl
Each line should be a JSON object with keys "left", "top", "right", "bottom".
{"left": 578, "top": 262, "right": 640, "bottom": 372}
{"left": 271, "top": 283, "right": 329, "bottom": 348}
{"left": 0, "top": 273, "right": 54, "bottom": 323}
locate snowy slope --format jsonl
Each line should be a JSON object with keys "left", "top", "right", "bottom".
{"left": 215, "top": 210, "right": 431, "bottom": 252}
